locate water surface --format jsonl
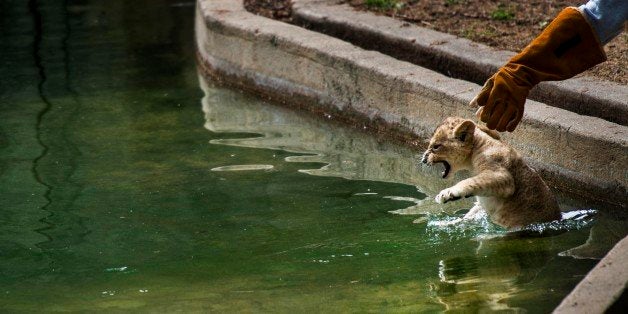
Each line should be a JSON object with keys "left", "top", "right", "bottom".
{"left": 1, "top": 0, "right": 626, "bottom": 312}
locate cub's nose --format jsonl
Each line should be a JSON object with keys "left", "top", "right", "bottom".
{"left": 421, "top": 151, "right": 429, "bottom": 164}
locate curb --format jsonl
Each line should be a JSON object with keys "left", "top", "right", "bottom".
{"left": 291, "top": 0, "right": 628, "bottom": 126}
{"left": 554, "top": 235, "right": 628, "bottom": 313}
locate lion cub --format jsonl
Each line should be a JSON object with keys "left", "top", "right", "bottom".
{"left": 421, "top": 117, "right": 561, "bottom": 229}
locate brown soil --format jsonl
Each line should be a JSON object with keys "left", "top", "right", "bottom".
{"left": 245, "top": 0, "right": 626, "bottom": 84}
{"left": 244, "top": 0, "right": 292, "bottom": 22}
{"left": 346, "top": 0, "right": 626, "bottom": 84}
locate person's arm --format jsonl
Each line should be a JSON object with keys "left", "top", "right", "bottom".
{"left": 580, "top": 0, "right": 628, "bottom": 45}
{"left": 470, "top": 0, "right": 626, "bottom": 132}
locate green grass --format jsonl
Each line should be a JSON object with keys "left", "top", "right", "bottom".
{"left": 491, "top": 5, "right": 515, "bottom": 21}
{"left": 364, "top": 0, "right": 398, "bottom": 9}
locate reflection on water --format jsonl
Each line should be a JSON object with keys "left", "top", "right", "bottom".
{"left": 200, "top": 73, "right": 473, "bottom": 217}
{"left": 559, "top": 210, "right": 628, "bottom": 259}
{"left": 423, "top": 211, "right": 600, "bottom": 311}
{"left": 432, "top": 236, "right": 552, "bottom": 312}
{"left": 210, "top": 164, "right": 275, "bottom": 171}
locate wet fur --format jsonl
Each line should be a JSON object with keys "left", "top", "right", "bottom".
{"left": 422, "top": 117, "right": 561, "bottom": 229}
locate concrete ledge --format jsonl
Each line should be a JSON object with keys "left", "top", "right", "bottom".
{"left": 195, "top": 0, "right": 627, "bottom": 207}
{"left": 292, "top": 0, "right": 628, "bottom": 126}
{"left": 554, "top": 235, "right": 628, "bottom": 313}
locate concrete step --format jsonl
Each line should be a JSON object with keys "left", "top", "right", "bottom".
{"left": 292, "top": 0, "right": 628, "bottom": 126}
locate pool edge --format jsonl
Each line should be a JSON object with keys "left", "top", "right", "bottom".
{"left": 554, "top": 235, "right": 628, "bottom": 313}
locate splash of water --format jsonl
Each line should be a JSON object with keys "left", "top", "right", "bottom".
{"left": 424, "top": 209, "right": 597, "bottom": 240}
{"left": 522, "top": 209, "right": 597, "bottom": 233}
{"left": 425, "top": 210, "right": 502, "bottom": 240}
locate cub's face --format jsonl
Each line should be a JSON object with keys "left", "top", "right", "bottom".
{"left": 421, "top": 117, "right": 476, "bottom": 178}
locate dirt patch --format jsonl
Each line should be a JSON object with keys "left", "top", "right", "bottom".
{"left": 245, "top": 0, "right": 626, "bottom": 85}
{"left": 345, "top": 0, "right": 626, "bottom": 84}
{"left": 244, "top": 0, "right": 292, "bottom": 22}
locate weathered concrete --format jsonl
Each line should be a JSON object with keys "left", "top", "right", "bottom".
{"left": 554, "top": 235, "right": 628, "bottom": 313}
{"left": 196, "top": 0, "right": 627, "bottom": 208}
{"left": 292, "top": 0, "right": 628, "bottom": 126}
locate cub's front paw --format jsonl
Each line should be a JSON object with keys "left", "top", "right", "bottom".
{"left": 435, "top": 188, "right": 463, "bottom": 204}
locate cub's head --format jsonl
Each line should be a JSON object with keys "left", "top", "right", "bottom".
{"left": 421, "top": 117, "right": 476, "bottom": 179}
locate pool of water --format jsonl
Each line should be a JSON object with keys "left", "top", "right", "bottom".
{"left": 1, "top": 0, "right": 626, "bottom": 312}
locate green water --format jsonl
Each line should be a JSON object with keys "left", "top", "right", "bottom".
{"left": 1, "top": 0, "right": 626, "bottom": 312}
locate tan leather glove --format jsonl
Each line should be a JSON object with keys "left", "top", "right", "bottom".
{"left": 471, "top": 7, "right": 607, "bottom": 132}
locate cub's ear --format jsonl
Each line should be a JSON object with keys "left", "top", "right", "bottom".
{"left": 454, "top": 119, "right": 475, "bottom": 142}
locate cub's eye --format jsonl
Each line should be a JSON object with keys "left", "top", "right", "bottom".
{"left": 432, "top": 144, "right": 441, "bottom": 150}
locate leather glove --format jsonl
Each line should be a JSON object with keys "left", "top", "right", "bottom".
{"left": 471, "top": 7, "right": 607, "bottom": 132}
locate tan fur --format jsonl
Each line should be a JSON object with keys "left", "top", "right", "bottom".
{"left": 422, "top": 117, "right": 561, "bottom": 229}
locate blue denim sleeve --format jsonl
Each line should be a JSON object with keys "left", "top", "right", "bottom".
{"left": 579, "top": 0, "right": 628, "bottom": 44}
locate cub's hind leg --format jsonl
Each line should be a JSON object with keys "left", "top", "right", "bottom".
{"left": 463, "top": 200, "right": 485, "bottom": 221}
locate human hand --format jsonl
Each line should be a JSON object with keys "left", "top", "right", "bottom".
{"left": 469, "top": 7, "right": 607, "bottom": 132}
{"left": 469, "top": 67, "right": 530, "bottom": 132}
